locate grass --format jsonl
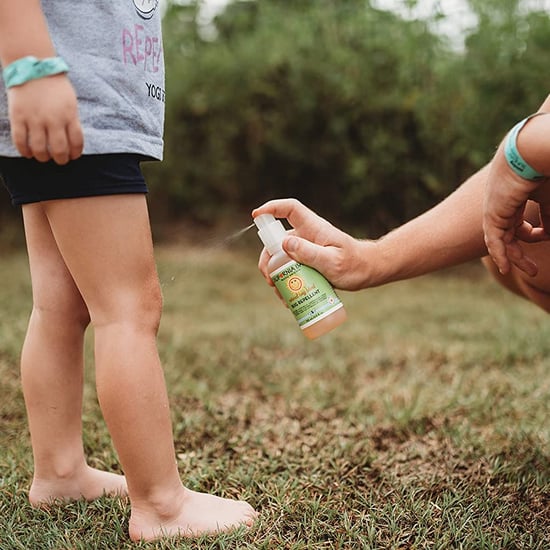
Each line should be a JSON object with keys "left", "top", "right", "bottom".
{"left": 0, "top": 236, "right": 549, "bottom": 549}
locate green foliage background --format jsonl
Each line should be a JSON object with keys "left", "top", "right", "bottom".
{"left": 147, "top": 0, "right": 548, "bottom": 234}
{"left": 1, "top": 0, "right": 549, "bottom": 237}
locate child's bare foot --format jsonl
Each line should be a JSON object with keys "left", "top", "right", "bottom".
{"left": 129, "top": 487, "right": 258, "bottom": 542}
{"left": 29, "top": 465, "right": 127, "bottom": 507}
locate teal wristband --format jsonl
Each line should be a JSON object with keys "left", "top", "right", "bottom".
{"left": 503, "top": 113, "right": 546, "bottom": 181}
{"left": 2, "top": 56, "right": 69, "bottom": 89}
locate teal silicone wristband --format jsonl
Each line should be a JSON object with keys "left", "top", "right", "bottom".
{"left": 2, "top": 56, "right": 69, "bottom": 89}
{"left": 503, "top": 113, "right": 546, "bottom": 181}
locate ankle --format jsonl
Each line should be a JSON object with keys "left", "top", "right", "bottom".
{"left": 130, "top": 483, "right": 186, "bottom": 523}
{"left": 33, "top": 456, "right": 87, "bottom": 482}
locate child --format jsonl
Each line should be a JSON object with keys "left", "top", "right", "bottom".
{"left": 0, "top": 0, "right": 257, "bottom": 542}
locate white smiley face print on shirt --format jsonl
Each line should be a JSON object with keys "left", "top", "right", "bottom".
{"left": 133, "top": 0, "right": 159, "bottom": 19}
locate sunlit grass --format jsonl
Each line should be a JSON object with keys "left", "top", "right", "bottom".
{"left": 1, "top": 243, "right": 549, "bottom": 549}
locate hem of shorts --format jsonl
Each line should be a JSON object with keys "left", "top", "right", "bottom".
{"left": 11, "top": 187, "right": 148, "bottom": 206}
{"left": 0, "top": 133, "right": 164, "bottom": 160}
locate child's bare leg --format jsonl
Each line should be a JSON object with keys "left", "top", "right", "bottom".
{"left": 21, "top": 203, "right": 127, "bottom": 506}
{"left": 41, "top": 195, "right": 257, "bottom": 541}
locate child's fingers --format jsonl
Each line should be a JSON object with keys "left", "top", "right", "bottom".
{"left": 67, "top": 118, "right": 84, "bottom": 160}
{"left": 28, "top": 125, "right": 50, "bottom": 162}
{"left": 49, "top": 116, "right": 83, "bottom": 165}
{"left": 7, "top": 75, "right": 83, "bottom": 164}
{"left": 10, "top": 120, "right": 32, "bottom": 158}
{"left": 47, "top": 125, "right": 71, "bottom": 165}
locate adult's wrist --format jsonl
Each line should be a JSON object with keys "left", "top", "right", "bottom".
{"left": 515, "top": 112, "right": 550, "bottom": 177}
{"left": 505, "top": 113, "right": 550, "bottom": 180}
{"left": 355, "top": 238, "right": 391, "bottom": 290}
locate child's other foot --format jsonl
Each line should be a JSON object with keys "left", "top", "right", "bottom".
{"left": 29, "top": 465, "right": 127, "bottom": 507}
{"left": 129, "top": 488, "right": 258, "bottom": 542}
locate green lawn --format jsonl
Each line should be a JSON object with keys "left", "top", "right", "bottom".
{"left": 0, "top": 242, "right": 549, "bottom": 549}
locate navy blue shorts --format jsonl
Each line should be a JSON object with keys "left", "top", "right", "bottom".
{"left": 0, "top": 154, "right": 148, "bottom": 205}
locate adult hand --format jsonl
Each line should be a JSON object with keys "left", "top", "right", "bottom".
{"left": 7, "top": 74, "right": 83, "bottom": 164}
{"left": 483, "top": 98, "right": 550, "bottom": 276}
{"left": 252, "top": 198, "right": 373, "bottom": 291}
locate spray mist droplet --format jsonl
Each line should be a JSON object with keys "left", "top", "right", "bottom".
{"left": 223, "top": 222, "right": 256, "bottom": 245}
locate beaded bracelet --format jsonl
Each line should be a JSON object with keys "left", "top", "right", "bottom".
{"left": 2, "top": 56, "right": 69, "bottom": 89}
{"left": 503, "top": 112, "right": 548, "bottom": 181}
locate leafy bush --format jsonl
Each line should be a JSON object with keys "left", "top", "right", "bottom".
{"left": 151, "top": 0, "right": 450, "bottom": 233}
{"left": 1, "top": 0, "right": 548, "bottom": 237}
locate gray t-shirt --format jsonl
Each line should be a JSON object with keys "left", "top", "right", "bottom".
{"left": 0, "top": 0, "right": 165, "bottom": 159}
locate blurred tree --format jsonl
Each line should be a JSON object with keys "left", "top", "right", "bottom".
{"left": 150, "top": 0, "right": 450, "bottom": 234}
{"left": 1, "top": 0, "right": 547, "bottom": 240}
{"left": 451, "top": 0, "right": 550, "bottom": 166}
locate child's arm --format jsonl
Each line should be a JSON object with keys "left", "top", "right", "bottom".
{"left": 0, "top": 0, "right": 57, "bottom": 63}
{"left": 0, "top": 0, "right": 83, "bottom": 164}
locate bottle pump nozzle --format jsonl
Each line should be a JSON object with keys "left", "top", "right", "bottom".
{"left": 254, "top": 214, "right": 287, "bottom": 255}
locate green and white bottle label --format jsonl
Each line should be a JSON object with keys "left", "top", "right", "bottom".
{"left": 270, "top": 260, "right": 343, "bottom": 329}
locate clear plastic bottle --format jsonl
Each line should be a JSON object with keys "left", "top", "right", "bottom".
{"left": 254, "top": 214, "right": 347, "bottom": 339}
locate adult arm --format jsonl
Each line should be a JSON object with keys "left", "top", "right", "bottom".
{"left": 483, "top": 95, "right": 550, "bottom": 276}
{"left": 253, "top": 165, "right": 490, "bottom": 291}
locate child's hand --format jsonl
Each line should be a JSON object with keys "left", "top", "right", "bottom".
{"left": 7, "top": 73, "right": 83, "bottom": 164}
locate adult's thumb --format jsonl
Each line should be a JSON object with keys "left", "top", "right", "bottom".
{"left": 284, "top": 236, "right": 324, "bottom": 268}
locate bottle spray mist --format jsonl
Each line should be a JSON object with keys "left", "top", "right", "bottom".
{"left": 254, "top": 214, "right": 346, "bottom": 339}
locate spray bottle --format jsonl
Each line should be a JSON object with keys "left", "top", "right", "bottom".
{"left": 254, "top": 214, "right": 346, "bottom": 339}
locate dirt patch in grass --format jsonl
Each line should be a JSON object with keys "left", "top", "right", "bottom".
{"left": 169, "top": 393, "right": 550, "bottom": 547}
{"left": 368, "top": 416, "right": 550, "bottom": 539}
{"left": 369, "top": 417, "right": 492, "bottom": 487}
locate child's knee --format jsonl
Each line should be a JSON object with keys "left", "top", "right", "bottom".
{"left": 88, "top": 276, "right": 163, "bottom": 333}
{"left": 141, "top": 278, "right": 163, "bottom": 333}
{"left": 32, "top": 292, "right": 91, "bottom": 329}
